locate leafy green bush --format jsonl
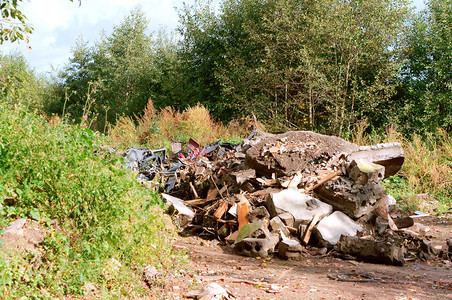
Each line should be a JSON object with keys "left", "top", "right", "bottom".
{"left": 0, "top": 102, "right": 186, "bottom": 298}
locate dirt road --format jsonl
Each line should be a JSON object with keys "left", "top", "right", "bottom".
{"left": 157, "top": 216, "right": 452, "bottom": 299}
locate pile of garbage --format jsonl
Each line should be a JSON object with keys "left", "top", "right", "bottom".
{"left": 124, "top": 130, "right": 444, "bottom": 266}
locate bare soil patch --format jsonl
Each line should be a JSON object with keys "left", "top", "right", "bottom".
{"left": 157, "top": 216, "right": 452, "bottom": 300}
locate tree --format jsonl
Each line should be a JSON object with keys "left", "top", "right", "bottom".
{"left": 48, "top": 6, "right": 161, "bottom": 131}
{"left": 394, "top": 0, "right": 452, "bottom": 134}
{"left": 178, "top": 0, "right": 412, "bottom": 134}
{"left": 0, "top": 0, "right": 32, "bottom": 44}
{"left": 0, "top": 51, "right": 45, "bottom": 109}
{"left": 0, "top": 0, "right": 80, "bottom": 44}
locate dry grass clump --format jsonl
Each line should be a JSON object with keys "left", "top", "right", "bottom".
{"left": 108, "top": 116, "right": 140, "bottom": 149}
{"left": 108, "top": 100, "right": 249, "bottom": 151}
{"left": 401, "top": 130, "right": 452, "bottom": 202}
{"left": 350, "top": 121, "right": 451, "bottom": 212}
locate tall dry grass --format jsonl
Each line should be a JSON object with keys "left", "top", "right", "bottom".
{"left": 108, "top": 100, "right": 252, "bottom": 151}
{"left": 350, "top": 121, "right": 452, "bottom": 212}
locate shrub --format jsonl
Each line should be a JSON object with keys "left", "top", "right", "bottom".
{"left": 0, "top": 102, "right": 186, "bottom": 298}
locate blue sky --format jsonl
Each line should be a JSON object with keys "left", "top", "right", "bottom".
{"left": 1, "top": 0, "right": 426, "bottom": 75}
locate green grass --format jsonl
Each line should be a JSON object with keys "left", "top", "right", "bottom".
{"left": 0, "top": 102, "right": 187, "bottom": 298}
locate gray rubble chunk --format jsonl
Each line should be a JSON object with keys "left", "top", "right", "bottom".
{"left": 1, "top": 218, "right": 46, "bottom": 254}
{"left": 315, "top": 176, "right": 387, "bottom": 219}
{"left": 346, "top": 143, "right": 404, "bottom": 178}
{"left": 278, "top": 239, "right": 303, "bottom": 260}
{"left": 267, "top": 189, "right": 332, "bottom": 226}
{"left": 269, "top": 217, "right": 290, "bottom": 237}
{"left": 248, "top": 206, "right": 270, "bottom": 223}
{"left": 314, "top": 211, "right": 363, "bottom": 246}
{"left": 161, "top": 193, "right": 195, "bottom": 220}
{"left": 231, "top": 169, "right": 256, "bottom": 185}
{"left": 335, "top": 236, "right": 405, "bottom": 266}
{"left": 278, "top": 212, "right": 294, "bottom": 227}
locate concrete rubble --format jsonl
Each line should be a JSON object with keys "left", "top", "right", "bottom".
{"left": 123, "top": 130, "right": 444, "bottom": 266}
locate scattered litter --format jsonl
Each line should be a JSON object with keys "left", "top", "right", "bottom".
{"left": 185, "top": 282, "right": 235, "bottom": 299}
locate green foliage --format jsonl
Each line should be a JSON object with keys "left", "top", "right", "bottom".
{"left": 46, "top": 7, "right": 181, "bottom": 132}
{"left": 0, "top": 102, "right": 186, "bottom": 297}
{"left": 392, "top": 0, "right": 452, "bottom": 135}
{"left": 0, "top": 52, "right": 46, "bottom": 111}
{"left": 176, "top": 0, "right": 412, "bottom": 134}
{"left": 0, "top": 0, "right": 33, "bottom": 44}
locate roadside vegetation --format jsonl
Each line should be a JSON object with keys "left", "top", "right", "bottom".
{"left": 0, "top": 0, "right": 451, "bottom": 297}
{"left": 0, "top": 101, "right": 187, "bottom": 298}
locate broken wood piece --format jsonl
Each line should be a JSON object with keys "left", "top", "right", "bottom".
{"left": 281, "top": 171, "right": 303, "bottom": 189}
{"left": 287, "top": 226, "right": 297, "bottom": 235}
{"left": 237, "top": 198, "right": 250, "bottom": 230}
{"left": 303, "top": 214, "right": 320, "bottom": 244}
{"left": 189, "top": 182, "right": 199, "bottom": 199}
{"left": 184, "top": 198, "right": 213, "bottom": 206}
{"left": 306, "top": 170, "right": 342, "bottom": 192}
{"left": 214, "top": 201, "right": 229, "bottom": 220}
{"left": 206, "top": 188, "right": 219, "bottom": 201}
{"left": 256, "top": 177, "right": 279, "bottom": 187}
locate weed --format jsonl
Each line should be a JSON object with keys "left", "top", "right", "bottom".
{"left": 0, "top": 102, "right": 187, "bottom": 298}
{"left": 108, "top": 100, "right": 247, "bottom": 151}
{"left": 350, "top": 121, "right": 452, "bottom": 214}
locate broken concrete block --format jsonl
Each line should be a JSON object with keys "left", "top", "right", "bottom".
{"left": 348, "top": 159, "right": 385, "bottom": 185}
{"left": 315, "top": 176, "right": 387, "bottom": 219}
{"left": 278, "top": 239, "right": 303, "bottom": 260}
{"left": 161, "top": 193, "right": 195, "bottom": 222}
{"left": 314, "top": 211, "right": 363, "bottom": 246}
{"left": 335, "top": 236, "right": 405, "bottom": 266}
{"left": 234, "top": 220, "right": 279, "bottom": 257}
{"left": 278, "top": 212, "right": 294, "bottom": 227}
{"left": 248, "top": 206, "right": 270, "bottom": 223}
{"left": 269, "top": 217, "right": 290, "bottom": 237}
{"left": 267, "top": 189, "right": 332, "bottom": 226}
{"left": 231, "top": 169, "right": 256, "bottom": 185}
{"left": 235, "top": 236, "right": 279, "bottom": 258}
{"left": 244, "top": 131, "right": 358, "bottom": 177}
{"left": 346, "top": 143, "right": 404, "bottom": 178}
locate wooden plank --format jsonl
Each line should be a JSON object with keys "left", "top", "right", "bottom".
{"left": 189, "top": 182, "right": 199, "bottom": 199}
{"left": 303, "top": 214, "right": 320, "bottom": 244}
{"left": 237, "top": 198, "right": 250, "bottom": 230}
{"left": 213, "top": 201, "right": 229, "bottom": 219}
{"left": 306, "top": 170, "right": 342, "bottom": 192}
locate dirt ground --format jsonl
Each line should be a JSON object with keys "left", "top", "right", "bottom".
{"left": 158, "top": 215, "right": 452, "bottom": 300}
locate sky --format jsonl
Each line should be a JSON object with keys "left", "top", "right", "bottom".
{"left": 2, "top": 0, "right": 426, "bottom": 75}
